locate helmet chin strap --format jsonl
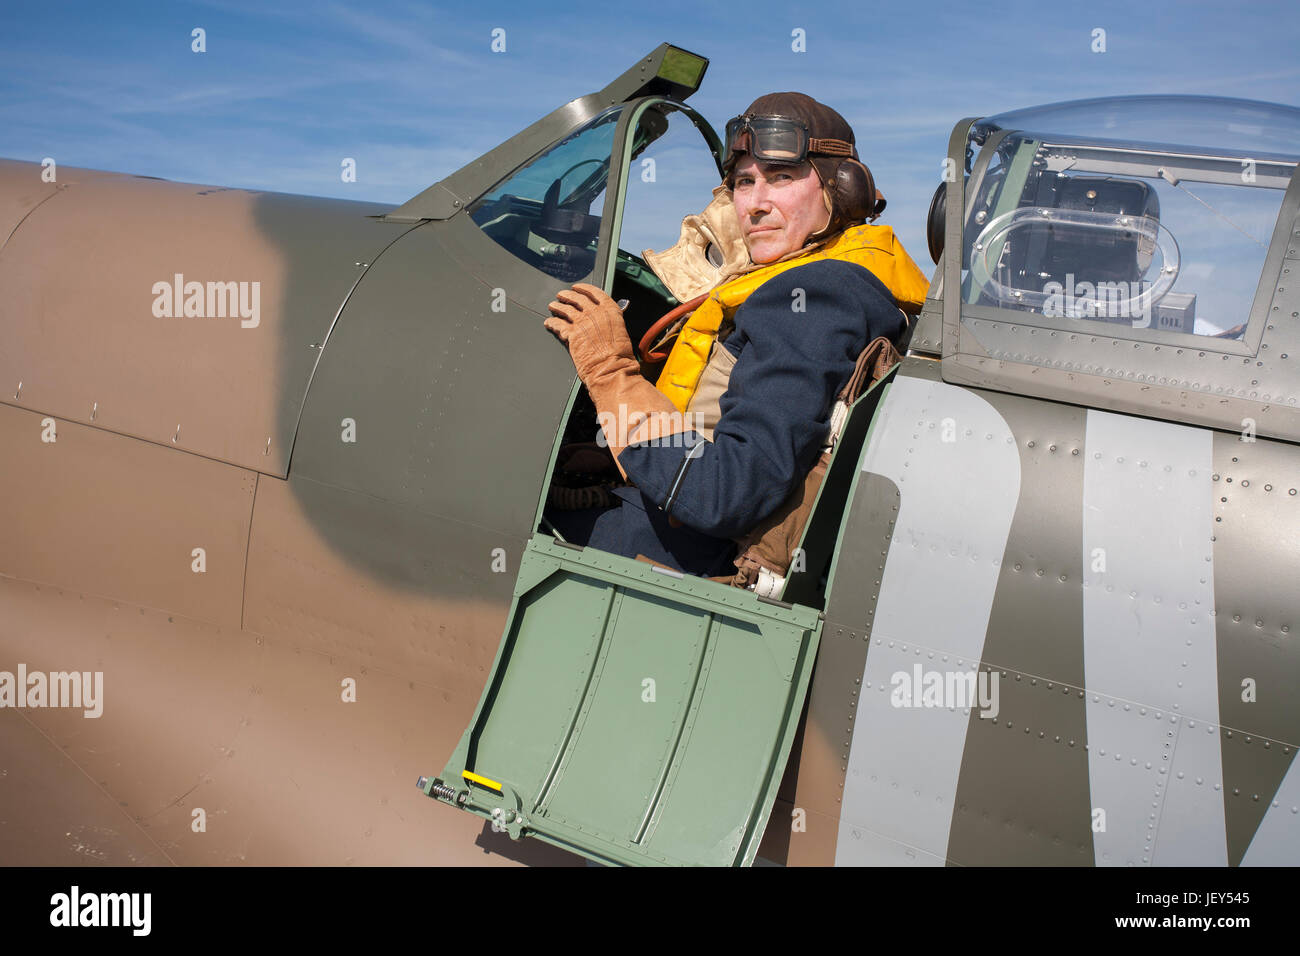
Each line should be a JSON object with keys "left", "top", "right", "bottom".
{"left": 803, "top": 182, "right": 837, "bottom": 246}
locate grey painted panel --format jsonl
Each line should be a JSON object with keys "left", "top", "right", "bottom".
{"left": 1208, "top": 432, "right": 1300, "bottom": 863}
{"left": 434, "top": 209, "right": 594, "bottom": 318}
{"left": 944, "top": 341, "right": 1300, "bottom": 444}
{"left": 948, "top": 397, "right": 1093, "bottom": 866}
{"left": 940, "top": 119, "right": 979, "bottom": 359}
{"left": 908, "top": 303, "right": 943, "bottom": 357}
{"left": 836, "top": 374, "right": 1020, "bottom": 863}
{"left": 1081, "top": 409, "right": 1226, "bottom": 865}
{"left": 951, "top": 673, "right": 1096, "bottom": 866}
{"left": 969, "top": 398, "right": 1087, "bottom": 678}
{"left": 290, "top": 220, "right": 576, "bottom": 541}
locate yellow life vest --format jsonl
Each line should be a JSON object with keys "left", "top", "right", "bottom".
{"left": 654, "top": 224, "right": 930, "bottom": 412}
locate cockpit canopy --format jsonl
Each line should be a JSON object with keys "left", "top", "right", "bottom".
{"left": 955, "top": 96, "right": 1300, "bottom": 337}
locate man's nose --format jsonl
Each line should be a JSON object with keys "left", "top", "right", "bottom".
{"left": 746, "top": 179, "right": 773, "bottom": 215}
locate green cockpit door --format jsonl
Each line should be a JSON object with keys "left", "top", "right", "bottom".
{"left": 416, "top": 74, "right": 806, "bottom": 866}
{"left": 422, "top": 536, "right": 822, "bottom": 866}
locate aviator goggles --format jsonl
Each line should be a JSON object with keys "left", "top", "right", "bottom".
{"left": 722, "top": 113, "right": 856, "bottom": 171}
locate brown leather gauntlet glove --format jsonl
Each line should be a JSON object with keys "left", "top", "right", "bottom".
{"left": 545, "top": 282, "right": 689, "bottom": 480}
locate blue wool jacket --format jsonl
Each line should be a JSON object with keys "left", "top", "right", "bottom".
{"left": 580, "top": 258, "right": 906, "bottom": 576}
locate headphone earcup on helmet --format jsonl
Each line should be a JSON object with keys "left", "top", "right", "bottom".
{"left": 832, "top": 158, "right": 881, "bottom": 222}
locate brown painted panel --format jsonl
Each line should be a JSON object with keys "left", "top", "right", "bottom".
{"left": 242, "top": 472, "right": 518, "bottom": 698}
{"left": 0, "top": 161, "right": 403, "bottom": 474}
{"left": 0, "top": 575, "right": 580, "bottom": 865}
{"left": 765, "top": 798, "right": 840, "bottom": 867}
{"left": 0, "top": 709, "right": 169, "bottom": 865}
{"left": 0, "top": 403, "right": 253, "bottom": 628}
{"left": 0, "top": 158, "right": 60, "bottom": 247}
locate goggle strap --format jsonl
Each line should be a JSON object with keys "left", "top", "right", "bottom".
{"left": 724, "top": 131, "right": 857, "bottom": 161}
{"left": 808, "top": 137, "right": 855, "bottom": 157}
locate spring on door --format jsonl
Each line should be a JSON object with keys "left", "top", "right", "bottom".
{"left": 430, "top": 782, "right": 457, "bottom": 801}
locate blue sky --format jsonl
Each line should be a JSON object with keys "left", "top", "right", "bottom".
{"left": 2, "top": 0, "right": 1298, "bottom": 259}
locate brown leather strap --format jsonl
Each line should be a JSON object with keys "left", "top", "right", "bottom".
{"left": 839, "top": 347, "right": 872, "bottom": 404}
{"left": 839, "top": 336, "right": 901, "bottom": 405}
{"left": 809, "top": 137, "right": 855, "bottom": 157}
{"left": 871, "top": 335, "right": 902, "bottom": 381}
{"left": 718, "top": 336, "right": 901, "bottom": 592}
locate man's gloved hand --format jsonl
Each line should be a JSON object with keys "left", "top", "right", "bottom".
{"left": 543, "top": 282, "right": 635, "bottom": 386}
{"left": 544, "top": 282, "right": 688, "bottom": 482}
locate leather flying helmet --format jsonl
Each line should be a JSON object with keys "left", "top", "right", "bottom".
{"left": 722, "top": 91, "right": 885, "bottom": 244}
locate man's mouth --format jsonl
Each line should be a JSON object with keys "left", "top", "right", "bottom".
{"left": 748, "top": 226, "right": 779, "bottom": 235}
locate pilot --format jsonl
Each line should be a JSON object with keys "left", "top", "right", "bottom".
{"left": 543, "top": 92, "right": 930, "bottom": 580}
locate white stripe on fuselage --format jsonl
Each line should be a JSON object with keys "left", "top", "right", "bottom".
{"left": 1242, "top": 751, "right": 1300, "bottom": 865}
{"left": 836, "top": 376, "right": 1020, "bottom": 865}
{"left": 1081, "top": 410, "right": 1225, "bottom": 866}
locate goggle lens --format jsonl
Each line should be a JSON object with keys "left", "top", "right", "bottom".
{"left": 749, "top": 119, "right": 805, "bottom": 161}
{"left": 724, "top": 116, "right": 809, "bottom": 166}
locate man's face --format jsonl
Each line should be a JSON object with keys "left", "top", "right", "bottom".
{"left": 731, "top": 154, "right": 831, "bottom": 264}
